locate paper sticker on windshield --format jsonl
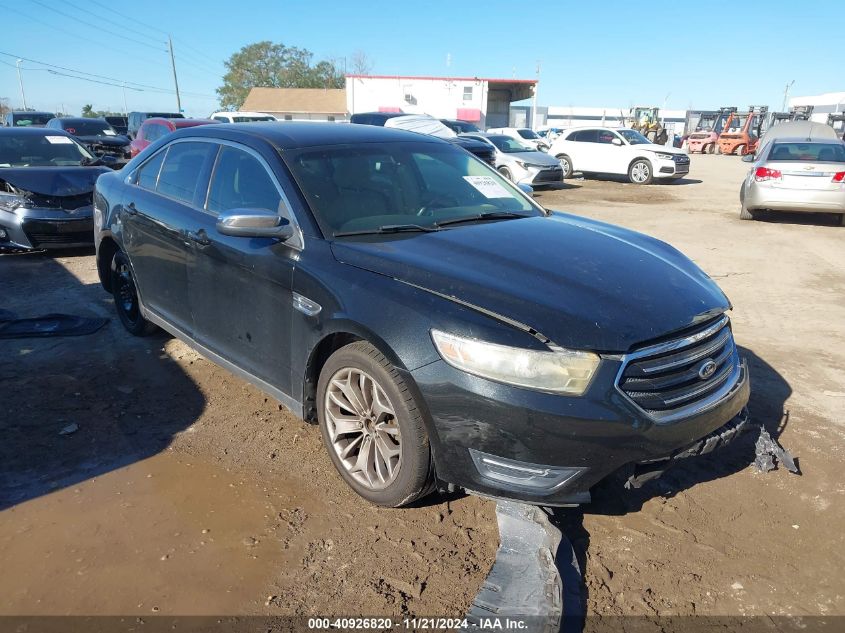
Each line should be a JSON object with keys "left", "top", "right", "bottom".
{"left": 103, "top": 129, "right": 116, "bottom": 135}
{"left": 45, "top": 135, "right": 74, "bottom": 144}
{"left": 463, "top": 175, "right": 513, "bottom": 199}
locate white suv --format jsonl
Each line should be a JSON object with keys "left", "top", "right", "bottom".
{"left": 208, "top": 111, "right": 278, "bottom": 123}
{"left": 547, "top": 127, "right": 690, "bottom": 184}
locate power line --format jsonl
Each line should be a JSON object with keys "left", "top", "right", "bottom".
{"left": 30, "top": 0, "right": 168, "bottom": 52}
{"left": 0, "top": 50, "right": 218, "bottom": 99}
{"left": 2, "top": 2, "right": 166, "bottom": 68}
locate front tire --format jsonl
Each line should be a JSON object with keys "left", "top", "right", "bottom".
{"left": 556, "top": 154, "right": 573, "bottom": 178}
{"left": 110, "top": 251, "right": 157, "bottom": 336}
{"left": 628, "top": 159, "right": 653, "bottom": 185}
{"left": 317, "top": 341, "right": 433, "bottom": 507}
{"left": 734, "top": 144, "right": 746, "bottom": 156}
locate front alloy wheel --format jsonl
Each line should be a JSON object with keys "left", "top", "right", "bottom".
{"left": 325, "top": 367, "right": 402, "bottom": 490}
{"left": 628, "top": 159, "right": 653, "bottom": 185}
{"left": 317, "top": 341, "right": 433, "bottom": 507}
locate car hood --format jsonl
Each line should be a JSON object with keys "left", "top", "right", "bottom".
{"left": 506, "top": 150, "right": 560, "bottom": 166}
{"left": 639, "top": 144, "right": 687, "bottom": 156}
{"left": 331, "top": 213, "right": 729, "bottom": 352}
{"left": 0, "top": 166, "right": 111, "bottom": 196}
{"left": 76, "top": 134, "right": 130, "bottom": 146}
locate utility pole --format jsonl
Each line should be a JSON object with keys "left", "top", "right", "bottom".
{"left": 168, "top": 36, "right": 182, "bottom": 113}
{"left": 16, "top": 59, "right": 27, "bottom": 110}
{"left": 782, "top": 80, "right": 795, "bottom": 112}
{"left": 531, "top": 60, "right": 540, "bottom": 130}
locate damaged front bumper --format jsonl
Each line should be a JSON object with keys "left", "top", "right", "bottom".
{"left": 0, "top": 204, "right": 94, "bottom": 250}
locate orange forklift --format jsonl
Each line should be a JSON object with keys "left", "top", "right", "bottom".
{"left": 718, "top": 105, "right": 768, "bottom": 156}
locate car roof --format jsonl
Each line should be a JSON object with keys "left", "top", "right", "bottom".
{"left": 0, "top": 127, "right": 71, "bottom": 136}
{"left": 171, "top": 121, "right": 449, "bottom": 149}
{"left": 144, "top": 117, "right": 217, "bottom": 128}
{"left": 55, "top": 117, "right": 107, "bottom": 124}
{"left": 766, "top": 137, "right": 844, "bottom": 144}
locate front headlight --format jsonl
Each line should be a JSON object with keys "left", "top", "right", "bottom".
{"left": 654, "top": 152, "right": 675, "bottom": 160}
{"left": 431, "top": 330, "right": 600, "bottom": 395}
{"left": 0, "top": 192, "right": 29, "bottom": 212}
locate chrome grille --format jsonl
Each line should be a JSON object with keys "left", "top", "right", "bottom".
{"left": 617, "top": 315, "right": 741, "bottom": 419}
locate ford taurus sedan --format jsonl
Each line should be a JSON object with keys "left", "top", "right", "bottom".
{"left": 94, "top": 123, "right": 749, "bottom": 507}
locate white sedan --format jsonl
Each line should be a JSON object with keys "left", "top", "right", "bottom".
{"left": 547, "top": 127, "right": 690, "bottom": 184}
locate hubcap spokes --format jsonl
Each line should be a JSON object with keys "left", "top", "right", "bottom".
{"left": 325, "top": 368, "right": 401, "bottom": 490}
{"left": 633, "top": 163, "right": 649, "bottom": 182}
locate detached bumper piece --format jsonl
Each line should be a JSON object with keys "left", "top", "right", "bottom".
{"left": 465, "top": 502, "right": 566, "bottom": 633}
{"left": 625, "top": 407, "right": 750, "bottom": 489}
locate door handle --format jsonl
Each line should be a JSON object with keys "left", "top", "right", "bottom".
{"left": 186, "top": 229, "right": 211, "bottom": 246}
{"left": 125, "top": 202, "right": 138, "bottom": 216}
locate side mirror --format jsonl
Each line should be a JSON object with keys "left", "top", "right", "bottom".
{"left": 216, "top": 209, "right": 293, "bottom": 240}
{"left": 517, "top": 183, "right": 534, "bottom": 195}
{"left": 741, "top": 154, "right": 755, "bottom": 163}
{"left": 612, "top": 138, "right": 623, "bottom": 146}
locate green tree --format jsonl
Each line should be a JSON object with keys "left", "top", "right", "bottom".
{"left": 217, "top": 41, "right": 345, "bottom": 110}
{"left": 81, "top": 104, "right": 95, "bottom": 117}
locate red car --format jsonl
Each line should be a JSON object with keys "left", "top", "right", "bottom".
{"left": 129, "top": 117, "right": 217, "bottom": 157}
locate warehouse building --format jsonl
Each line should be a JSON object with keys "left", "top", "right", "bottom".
{"left": 345, "top": 74, "right": 536, "bottom": 129}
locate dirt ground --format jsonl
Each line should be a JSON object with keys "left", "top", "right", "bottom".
{"left": 1, "top": 154, "right": 843, "bottom": 619}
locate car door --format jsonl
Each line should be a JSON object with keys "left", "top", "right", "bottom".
{"left": 591, "top": 129, "right": 624, "bottom": 174}
{"left": 186, "top": 141, "right": 300, "bottom": 396}
{"left": 121, "top": 140, "right": 217, "bottom": 336}
{"left": 568, "top": 129, "right": 599, "bottom": 172}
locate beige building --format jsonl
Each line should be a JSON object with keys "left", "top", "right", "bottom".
{"left": 241, "top": 87, "right": 347, "bottom": 122}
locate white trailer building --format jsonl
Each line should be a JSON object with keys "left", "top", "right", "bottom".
{"left": 789, "top": 91, "right": 845, "bottom": 123}
{"left": 345, "top": 74, "right": 536, "bottom": 129}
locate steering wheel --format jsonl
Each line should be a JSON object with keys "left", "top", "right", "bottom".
{"left": 417, "top": 194, "right": 460, "bottom": 216}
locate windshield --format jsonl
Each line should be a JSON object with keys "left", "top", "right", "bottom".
{"left": 233, "top": 116, "right": 276, "bottom": 122}
{"left": 517, "top": 129, "right": 540, "bottom": 139}
{"left": 696, "top": 115, "right": 717, "bottom": 131}
{"left": 0, "top": 133, "right": 95, "bottom": 167}
{"left": 768, "top": 142, "right": 845, "bottom": 163}
{"left": 487, "top": 135, "right": 533, "bottom": 153}
{"left": 63, "top": 120, "right": 115, "bottom": 136}
{"left": 617, "top": 129, "right": 651, "bottom": 145}
{"left": 13, "top": 113, "right": 53, "bottom": 126}
{"left": 285, "top": 142, "right": 541, "bottom": 237}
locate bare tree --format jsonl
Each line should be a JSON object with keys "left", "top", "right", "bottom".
{"left": 349, "top": 50, "right": 373, "bottom": 76}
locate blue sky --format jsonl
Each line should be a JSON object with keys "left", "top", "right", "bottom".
{"left": 0, "top": 0, "right": 840, "bottom": 118}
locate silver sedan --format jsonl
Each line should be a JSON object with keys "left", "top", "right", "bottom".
{"left": 740, "top": 136, "right": 845, "bottom": 225}
{"left": 460, "top": 133, "right": 564, "bottom": 187}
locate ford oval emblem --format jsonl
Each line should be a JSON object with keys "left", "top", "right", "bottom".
{"left": 698, "top": 359, "right": 717, "bottom": 380}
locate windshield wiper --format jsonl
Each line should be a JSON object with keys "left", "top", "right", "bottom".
{"left": 435, "top": 211, "right": 531, "bottom": 227}
{"left": 333, "top": 223, "right": 441, "bottom": 237}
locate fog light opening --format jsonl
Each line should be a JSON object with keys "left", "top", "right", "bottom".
{"left": 469, "top": 448, "right": 585, "bottom": 492}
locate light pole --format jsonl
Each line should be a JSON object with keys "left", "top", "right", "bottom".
{"left": 782, "top": 80, "right": 795, "bottom": 112}
{"left": 16, "top": 59, "right": 27, "bottom": 110}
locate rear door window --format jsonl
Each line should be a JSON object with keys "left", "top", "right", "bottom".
{"left": 572, "top": 130, "right": 598, "bottom": 143}
{"left": 156, "top": 142, "right": 217, "bottom": 206}
{"left": 136, "top": 150, "right": 166, "bottom": 191}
